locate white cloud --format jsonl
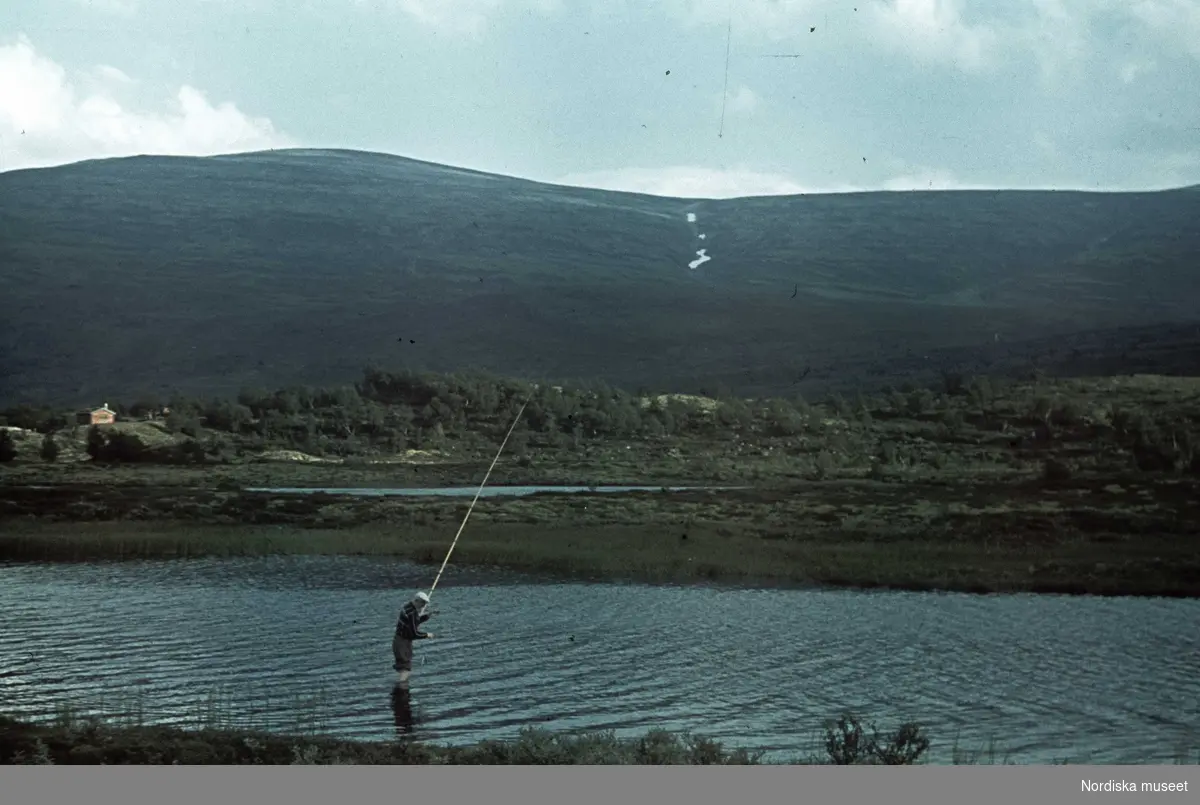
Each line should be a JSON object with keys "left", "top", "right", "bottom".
{"left": 881, "top": 167, "right": 977, "bottom": 191}
{"left": 390, "top": 0, "right": 560, "bottom": 36}
{"left": 1153, "top": 150, "right": 1200, "bottom": 187}
{"left": 0, "top": 35, "right": 292, "bottom": 172}
{"left": 1015, "top": 0, "right": 1092, "bottom": 85}
{"left": 553, "top": 165, "right": 868, "bottom": 199}
{"left": 1022, "top": 0, "right": 1200, "bottom": 68}
{"left": 660, "top": 0, "right": 835, "bottom": 39}
{"left": 72, "top": 0, "right": 140, "bottom": 15}
{"left": 658, "top": 0, "right": 1000, "bottom": 68}
{"left": 553, "top": 162, "right": 1025, "bottom": 198}
{"left": 93, "top": 64, "right": 134, "bottom": 85}
{"left": 658, "top": 0, "right": 1200, "bottom": 76}
{"left": 1119, "top": 59, "right": 1158, "bottom": 84}
{"left": 394, "top": 0, "right": 502, "bottom": 35}
{"left": 865, "top": 0, "right": 998, "bottom": 71}
{"left": 1127, "top": 0, "right": 1200, "bottom": 58}
{"left": 1033, "top": 130, "right": 1058, "bottom": 157}
{"left": 715, "top": 85, "right": 759, "bottom": 117}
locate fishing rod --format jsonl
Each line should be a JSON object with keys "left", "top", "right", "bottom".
{"left": 426, "top": 398, "right": 529, "bottom": 600}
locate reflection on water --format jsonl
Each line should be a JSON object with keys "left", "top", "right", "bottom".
{"left": 1, "top": 556, "right": 1197, "bottom": 764}
{"left": 390, "top": 684, "right": 415, "bottom": 739}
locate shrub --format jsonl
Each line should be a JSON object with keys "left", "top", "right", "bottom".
{"left": 823, "top": 714, "right": 930, "bottom": 765}
{"left": 0, "top": 430, "right": 16, "bottom": 463}
{"left": 40, "top": 434, "right": 59, "bottom": 462}
{"left": 1042, "top": 459, "right": 1072, "bottom": 484}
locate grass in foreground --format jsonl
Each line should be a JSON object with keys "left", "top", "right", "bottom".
{"left": 1, "top": 711, "right": 933, "bottom": 766}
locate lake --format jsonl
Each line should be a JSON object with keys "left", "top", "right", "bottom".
{"left": 1, "top": 556, "right": 1197, "bottom": 764}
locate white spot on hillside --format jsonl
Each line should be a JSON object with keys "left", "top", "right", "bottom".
{"left": 684, "top": 210, "right": 710, "bottom": 270}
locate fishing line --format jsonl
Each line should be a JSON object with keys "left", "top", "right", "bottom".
{"left": 426, "top": 398, "right": 529, "bottom": 599}
{"left": 718, "top": 5, "right": 733, "bottom": 138}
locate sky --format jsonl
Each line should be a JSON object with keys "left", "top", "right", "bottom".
{"left": 2, "top": 0, "right": 1199, "bottom": 198}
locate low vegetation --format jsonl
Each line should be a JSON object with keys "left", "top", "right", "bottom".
{"left": 0, "top": 708, "right": 931, "bottom": 765}
{"left": 2, "top": 368, "right": 1199, "bottom": 596}
{"left": 10, "top": 704, "right": 1193, "bottom": 765}
{"left": 2, "top": 367, "right": 1199, "bottom": 476}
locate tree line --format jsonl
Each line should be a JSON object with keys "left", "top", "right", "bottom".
{"left": 1, "top": 367, "right": 1195, "bottom": 475}
{"left": 1, "top": 368, "right": 779, "bottom": 461}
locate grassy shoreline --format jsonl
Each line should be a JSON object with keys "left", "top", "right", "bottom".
{"left": 3, "top": 372, "right": 1199, "bottom": 597}
{"left": 6, "top": 710, "right": 1195, "bottom": 766}
{"left": 0, "top": 710, "right": 928, "bottom": 765}
{"left": 3, "top": 514, "right": 1198, "bottom": 597}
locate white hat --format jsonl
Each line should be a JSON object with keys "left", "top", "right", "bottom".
{"left": 414, "top": 591, "right": 430, "bottom": 603}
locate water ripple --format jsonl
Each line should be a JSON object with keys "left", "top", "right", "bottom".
{"left": 1, "top": 558, "right": 1198, "bottom": 763}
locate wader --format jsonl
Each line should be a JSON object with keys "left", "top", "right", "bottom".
{"left": 393, "top": 632, "right": 414, "bottom": 686}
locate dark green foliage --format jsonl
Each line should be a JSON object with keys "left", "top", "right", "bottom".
{"left": 85, "top": 426, "right": 105, "bottom": 460}
{"left": 1104, "top": 404, "right": 1197, "bottom": 475}
{"left": 1042, "top": 458, "right": 1072, "bottom": 484}
{"left": 85, "top": 426, "right": 207, "bottom": 465}
{"left": 0, "top": 405, "right": 64, "bottom": 433}
{"left": 40, "top": 434, "right": 59, "bottom": 462}
{"left": 1051, "top": 401, "right": 1085, "bottom": 427}
{"left": 0, "top": 430, "right": 16, "bottom": 463}
{"left": 144, "top": 367, "right": 747, "bottom": 457}
{"left": 763, "top": 399, "right": 805, "bottom": 436}
{"left": 95, "top": 431, "right": 148, "bottom": 463}
{"left": 1, "top": 712, "right": 932, "bottom": 765}
{"left": 940, "top": 409, "right": 965, "bottom": 433}
{"left": 822, "top": 714, "right": 931, "bottom": 765}
{"left": 46, "top": 367, "right": 771, "bottom": 464}
{"left": 941, "top": 371, "right": 967, "bottom": 396}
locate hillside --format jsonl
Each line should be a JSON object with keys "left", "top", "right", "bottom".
{"left": 1, "top": 148, "right": 1198, "bottom": 406}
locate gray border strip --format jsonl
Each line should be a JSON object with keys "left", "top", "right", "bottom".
{"left": 1, "top": 766, "right": 1193, "bottom": 805}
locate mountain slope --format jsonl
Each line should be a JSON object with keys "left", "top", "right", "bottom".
{"left": 1, "top": 148, "right": 1198, "bottom": 406}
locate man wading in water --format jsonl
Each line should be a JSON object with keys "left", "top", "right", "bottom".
{"left": 393, "top": 591, "right": 435, "bottom": 687}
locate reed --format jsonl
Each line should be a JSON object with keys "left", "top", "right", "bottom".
{"left": 2, "top": 519, "right": 1196, "bottom": 597}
